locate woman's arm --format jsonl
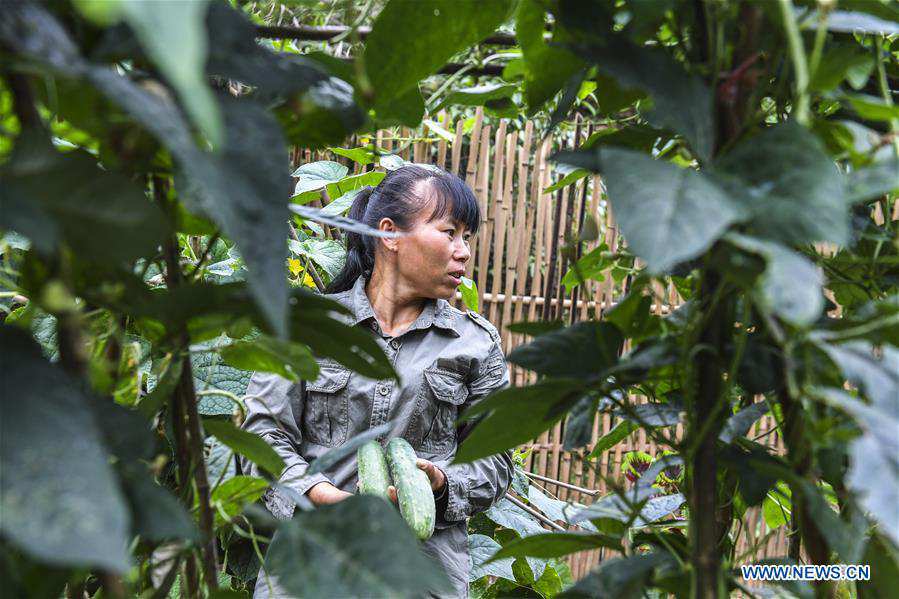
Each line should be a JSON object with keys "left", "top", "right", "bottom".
{"left": 240, "top": 371, "right": 348, "bottom": 517}
{"left": 432, "top": 340, "right": 514, "bottom": 527}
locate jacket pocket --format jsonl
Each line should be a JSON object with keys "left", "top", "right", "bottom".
{"left": 420, "top": 367, "right": 469, "bottom": 451}
{"left": 303, "top": 363, "right": 352, "bottom": 447}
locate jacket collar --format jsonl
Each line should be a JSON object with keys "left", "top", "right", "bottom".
{"left": 349, "top": 275, "right": 460, "bottom": 337}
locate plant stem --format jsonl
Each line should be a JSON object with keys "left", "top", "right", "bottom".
{"left": 690, "top": 270, "right": 730, "bottom": 599}
{"left": 778, "top": 0, "right": 810, "bottom": 125}
{"left": 156, "top": 176, "right": 219, "bottom": 591}
{"left": 874, "top": 36, "right": 899, "bottom": 160}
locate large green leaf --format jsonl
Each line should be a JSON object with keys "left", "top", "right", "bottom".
{"left": 469, "top": 534, "right": 516, "bottom": 582}
{"left": 203, "top": 419, "right": 286, "bottom": 479}
{"left": 488, "top": 531, "right": 622, "bottom": 562}
{"left": 205, "top": 3, "right": 337, "bottom": 100}
{"left": 0, "top": 4, "right": 292, "bottom": 337}
{"left": 559, "top": 552, "right": 673, "bottom": 599}
{"left": 716, "top": 121, "right": 850, "bottom": 246}
{"left": 725, "top": 233, "right": 824, "bottom": 326}
{"left": 191, "top": 345, "right": 252, "bottom": 416}
{"left": 292, "top": 161, "right": 349, "bottom": 194}
{"left": 516, "top": 0, "right": 586, "bottom": 113}
{"left": 220, "top": 334, "right": 318, "bottom": 382}
{"left": 289, "top": 238, "right": 347, "bottom": 280}
{"left": 816, "top": 343, "right": 899, "bottom": 545}
{"left": 265, "top": 495, "right": 453, "bottom": 597}
{"left": 527, "top": 486, "right": 597, "bottom": 532}
{"left": 0, "top": 326, "right": 131, "bottom": 572}
{"left": 0, "top": 131, "right": 166, "bottom": 264}
{"left": 587, "top": 420, "right": 637, "bottom": 458}
{"left": 559, "top": 19, "right": 714, "bottom": 161}
{"left": 119, "top": 465, "right": 198, "bottom": 542}
{"left": 507, "top": 321, "right": 622, "bottom": 379}
{"left": 454, "top": 379, "right": 587, "bottom": 463}
{"left": 555, "top": 148, "right": 744, "bottom": 273}
{"left": 210, "top": 475, "right": 269, "bottom": 527}
{"left": 363, "top": 0, "right": 514, "bottom": 124}
{"left": 438, "top": 83, "right": 519, "bottom": 117}
{"left": 120, "top": 0, "right": 221, "bottom": 147}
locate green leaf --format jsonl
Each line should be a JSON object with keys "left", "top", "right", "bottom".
{"left": 266, "top": 495, "right": 453, "bottom": 597}
{"left": 379, "top": 154, "right": 407, "bottom": 171}
{"left": 0, "top": 326, "right": 131, "bottom": 572}
{"left": 191, "top": 345, "right": 251, "bottom": 416}
{"left": 507, "top": 321, "right": 623, "bottom": 379}
{"left": 328, "top": 146, "right": 378, "bottom": 165}
{"left": 364, "top": 0, "right": 514, "bottom": 124}
{"left": 220, "top": 334, "right": 318, "bottom": 382}
{"left": 725, "top": 233, "right": 824, "bottom": 326}
{"left": 842, "top": 160, "right": 899, "bottom": 203}
{"left": 439, "top": 83, "right": 518, "bottom": 117}
{"left": 210, "top": 475, "right": 269, "bottom": 526}
{"left": 293, "top": 161, "right": 350, "bottom": 194}
{"left": 555, "top": 148, "right": 743, "bottom": 273}
{"left": 588, "top": 420, "right": 637, "bottom": 459}
{"left": 205, "top": 4, "right": 334, "bottom": 99}
{"left": 120, "top": 0, "right": 221, "bottom": 146}
{"left": 823, "top": 10, "right": 899, "bottom": 35}
{"left": 485, "top": 497, "right": 548, "bottom": 538}
{"left": 762, "top": 482, "right": 791, "bottom": 530}
{"left": 203, "top": 418, "right": 285, "bottom": 478}
{"left": 175, "top": 97, "right": 293, "bottom": 338}
{"left": 544, "top": 165, "right": 589, "bottom": 194}
{"left": 489, "top": 531, "right": 622, "bottom": 562}
{"left": 564, "top": 36, "right": 714, "bottom": 161}
{"left": 516, "top": 0, "right": 586, "bottom": 113}
{"left": 604, "top": 291, "right": 660, "bottom": 343}
{"left": 0, "top": 132, "right": 167, "bottom": 264}
{"left": 716, "top": 121, "right": 850, "bottom": 246}
{"left": 816, "top": 344, "right": 899, "bottom": 546}
{"left": 460, "top": 276, "right": 479, "bottom": 312}
{"left": 289, "top": 238, "right": 347, "bottom": 280}
{"left": 454, "top": 379, "right": 587, "bottom": 463}
{"left": 470, "top": 534, "right": 516, "bottom": 582}
{"left": 120, "top": 465, "right": 198, "bottom": 542}
{"left": 526, "top": 486, "right": 597, "bottom": 532}
{"left": 558, "top": 552, "right": 673, "bottom": 599}
{"left": 719, "top": 401, "right": 770, "bottom": 444}
{"left": 1, "top": 9, "right": 287, "bottom": 338}
{"left": 809, "top": 45, "right": 875, "bottom": 92}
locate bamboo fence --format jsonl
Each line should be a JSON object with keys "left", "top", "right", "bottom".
{"left": 291, "top": 108, "right": 796, "bottom": 581}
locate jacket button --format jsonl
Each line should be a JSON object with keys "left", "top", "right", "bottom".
{"left": 378, "top": 385, "right": 390, "bottom": 396}
{"left": 389, "top": 339, "right": 400, "bottom": 350}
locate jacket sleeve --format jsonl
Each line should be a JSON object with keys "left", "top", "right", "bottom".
{"left": 239, "top": 371, "right": 333, "bottom": 519}
{"left": 433, "top": 340, "right": 514, "bottom": 527}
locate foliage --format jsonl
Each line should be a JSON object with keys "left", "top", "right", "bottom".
{"left": 1, "top": 0, "right": 898, "bottom": 598}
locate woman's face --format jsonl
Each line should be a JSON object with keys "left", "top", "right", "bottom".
{"left": 390, "top": 191, "right": 473, "bottom": 300}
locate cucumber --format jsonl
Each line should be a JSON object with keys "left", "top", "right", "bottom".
{"left": 356, "top": 440, "right": 391, "bottom": 500}
{"left": 386, "top": 437, "right": 436, "bottom": 540}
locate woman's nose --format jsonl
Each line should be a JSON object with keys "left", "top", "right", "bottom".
{"left": 453, "top": 238, "right": 470, "bottom": 262}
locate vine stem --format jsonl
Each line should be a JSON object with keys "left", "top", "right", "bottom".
{"left": 778, "top": 0, "right": 810, "bottom": 125}
{"left": 874, "top": 36, "right": 899, "bottom": 160}
{"left": 156, "top": 176, "right": 219, "bottom": 591}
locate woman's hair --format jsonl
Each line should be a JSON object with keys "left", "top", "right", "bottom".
{"left": 325, "top": 164, "right": 480, "bottom": 294}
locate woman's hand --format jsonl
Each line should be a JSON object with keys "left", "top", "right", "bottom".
{"left": 306, "top": 481, "right": 353, "bottom": 506}
{"left": 387, "top": 458, "right": 447, "bottom": 505}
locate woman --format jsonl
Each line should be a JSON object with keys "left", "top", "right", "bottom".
{"left": 240, "top": 165, "right": 515, "bottom": 598}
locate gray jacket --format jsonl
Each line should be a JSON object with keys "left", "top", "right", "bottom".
{"left": 240, "top": 275, "right": 514, "bottom": 598}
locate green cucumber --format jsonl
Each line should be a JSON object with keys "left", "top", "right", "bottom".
{"left": 386, "top": 437, "right": 436, "bottom": 540}
{"left": 356, "top": 440, "right": 391, "bottom": 500}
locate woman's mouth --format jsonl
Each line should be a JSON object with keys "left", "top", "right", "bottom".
{"left": 448, "top": 272, "right": 463, "bottom": 286}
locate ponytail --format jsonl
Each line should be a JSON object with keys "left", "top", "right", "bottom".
{"left": 324, "top": 185, "right": 376, "bottom": 294}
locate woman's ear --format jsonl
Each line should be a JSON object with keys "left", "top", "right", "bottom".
{"left": 379, "top": 217, "right": 400, "bottom": 253}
